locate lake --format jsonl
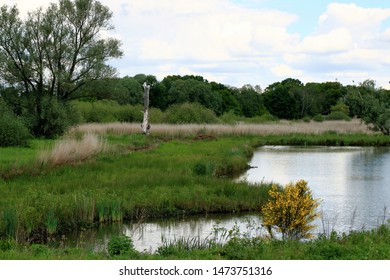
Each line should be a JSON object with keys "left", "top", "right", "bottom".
{"left": 239, "top": 146, "right": 390, "bottom": 234}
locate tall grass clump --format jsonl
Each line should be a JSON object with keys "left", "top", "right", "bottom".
{"left": 2, "top": 208, "right": 17, "bottom": 239}
{"left": 37, "top": 133, "right": 107, "bottom": 166}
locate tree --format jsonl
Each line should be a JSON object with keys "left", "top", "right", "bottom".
{"left": 262, "top": 180, "right": 320, "bottom": 240}
{"left": 233, "top": 86, "right": 266, "bottom": 118}
{"left": 360, "top": 91, "right": 390, "bottom": 135}
{"left": 167, "top": 78, "right": 223, "bottom": 115}
{"left": 344, "top": 80, "right": 390, "bottom": 135}
{"left": 0, "top": 0, "right": 122, "bottom": 136}
{"left": 0, "top": 0, "right": 122, "bottom": 100}
{"left": 263, "top": 79, "right": 301, "bottom": 119}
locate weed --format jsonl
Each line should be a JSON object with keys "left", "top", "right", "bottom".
{"left": 45, "top": 210, "right": 59, "bottom": 235}
{"left": 107, "top": 234, "right": 135, "bottom": 256}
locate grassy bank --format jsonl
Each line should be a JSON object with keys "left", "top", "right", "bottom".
{"left": 0, "top": 133, "right": 271, "bottom": 244}
{"left": 1, "top": 223, "right": 390, "bottom": 260}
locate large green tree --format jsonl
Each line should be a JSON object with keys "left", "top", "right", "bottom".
{"left": 0, "top": 0, "right": 122, "bottom": 100}
{"left": 0, "top": 0, "right": 122, "bottom": 137}
{"left": 263, "top": 79, "right": 303, "bottom": 119}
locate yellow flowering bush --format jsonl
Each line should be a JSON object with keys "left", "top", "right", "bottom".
{"left": 261, "top": 180, "right": 320, "bottom": 240}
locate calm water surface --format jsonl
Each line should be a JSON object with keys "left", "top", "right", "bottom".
{"left": 240, "top": 146, "right": 390, "bottom": 233}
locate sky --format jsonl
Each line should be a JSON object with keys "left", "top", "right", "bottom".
{"left": 3, "top": 0, "right": 390, "bottom": 89}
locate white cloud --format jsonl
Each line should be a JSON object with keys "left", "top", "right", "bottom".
{"left": 296, "top": 28, "right": 353, "bottom": 54}
{"left": 286, "top": 3, "right": 390, "bottom": 88}
{"left": 271, "top": 64, "right": 303, "bottom": 78}
{"left": 2, "top": 0, "right": 53, "bottom": 17}
{"left": 319, "top": 3, "right": 390, "bottom": 32}
{"left": 3, "top": 1, "right": 390, "bottom": 89}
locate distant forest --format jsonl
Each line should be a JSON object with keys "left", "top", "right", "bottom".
{"left": 2, "top": 74, "right": 390, "bottom": 142}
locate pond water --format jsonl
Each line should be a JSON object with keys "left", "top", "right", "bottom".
{"left": 65, "top": 146, "right": 390, "bottom": 252}
{"left": 239, "top": 146, "right": 390, "bottom": 234}
{"left": 64, "top": 214, "right": 263, "bottom": 252}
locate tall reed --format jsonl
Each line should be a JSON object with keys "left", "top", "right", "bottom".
{"left": 37, "top": 133, "right": 107, "bottom": 166}
{"left": 70, "top": 119, "right": 373, "bottom": 137}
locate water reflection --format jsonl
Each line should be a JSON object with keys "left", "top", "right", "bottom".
{"left": 239, "top": 146, "right": 390, "bottom": 233}
{"left": 65, "top": 214, "right": 263, "bottom": 252}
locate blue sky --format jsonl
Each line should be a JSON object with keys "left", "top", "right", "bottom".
{"left": 234, "top": 0, "right": 390, "bottom": 35}
{"left": 6, "top": 0, "right": 390, "bottom": 89}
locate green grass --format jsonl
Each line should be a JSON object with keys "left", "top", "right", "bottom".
{"left": 1, "top": 223, "right": 389, "bottom": 260}
{"left": 0, "top": 134, "right": 271, "bottom": 244}
{"left": 253, "top": 133, "right": 390, "bottom": 147}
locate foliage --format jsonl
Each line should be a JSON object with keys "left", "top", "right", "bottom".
{"left": 361, "top": 94, "right": 390, "bottom": 135}
{"left": 330, "top": 101, "right": 350, "bottom": 116}
{"left": 75, "top": 77, "right": 144, "bottom": 105}
{"left": 263, "top": 79, "right": 302, "bottom": 119}
{"left": 107, "top": 234, "right": 135, "bottom": 256}
{"left": 0, "top": 100, "right": 31, "bottom": 147}
{"left": 325, "top": 111, "right": 351, "bottom": 121}
{"left": 163, "top": 103, "right": 219, "bottom": 124}
{"left": 21, "top": 95, "right": 77, "bottom": 138}
{"left": 262, "top": 180, "right": 321, "bottom": 240}
{"left": 313, "top": 114, "right": 324, "bottom": 122}
{"left": 326, "top": 101, "right": 351, "bottom": 121}
{"left": 0, "top": 0, "right": 122, "bottom": 101}
{"left": 0, "top": 0, "right": 122, "bottom": 137}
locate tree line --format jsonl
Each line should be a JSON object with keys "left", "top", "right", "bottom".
{"left": 1, "top": 0, "right": 389, "bottom": 147}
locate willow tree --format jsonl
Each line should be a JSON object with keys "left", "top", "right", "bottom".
{"left": 0, "top": 0, "right": 122, "bottom": 136}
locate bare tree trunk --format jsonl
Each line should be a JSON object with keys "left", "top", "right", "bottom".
{"left": 141, "top": 82, "right": 151, "bottom": 134}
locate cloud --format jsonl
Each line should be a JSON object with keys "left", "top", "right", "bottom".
{"left": 271, "top": 64, "right": 303, "bottom": 78}
{"left": 2, "top": 0, "right": 52, "bottom": 17}
{"left": 296, "top": 28, "right": 353, "bottom": 54}
{"left": 287, "top": 3, "right": 390, "bottom": 88}
{"left": 3, "top": 1, "right": 390, "bottom": 88}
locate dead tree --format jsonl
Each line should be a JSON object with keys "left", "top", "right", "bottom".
{"left": 141, "top": 82, "right": 151, "bottom": 134}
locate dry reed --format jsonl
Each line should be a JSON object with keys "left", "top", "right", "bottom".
{"left": 38, "top": 133, "right": 107, "bottom": 166}
{"left": 70, "top": 119, "right": 373, "bottom": 137}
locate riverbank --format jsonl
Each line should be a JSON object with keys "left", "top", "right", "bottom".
{"left": 1, "top": 223, "right": 390, "bottom": 260}
{"left": 1, "top": 120, "right": 390, "bottom": 259}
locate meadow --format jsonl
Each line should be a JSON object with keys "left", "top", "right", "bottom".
{"left": 1, "top": 120, "right": 390, "bottom": 259}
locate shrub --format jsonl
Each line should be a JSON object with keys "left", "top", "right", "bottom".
{"left": 0, "top": 101, "right": 31, "bottom": 147}
{"left": 163, "top": 103, "right": 218, "bottom": 124}
{"left": 193, "top": 161, "right": 215, "bottom": 176}
{"left": 149, "top": 107, "right": 165, "bottom": 124}
{"left": 325, "top": 111, "right": 351, "bottom": 121}
{"left": 0, "top": 239, "right": 16, "bottom": 251}
{"left": 71, "top": 100, "right": 119, "bottom": 123}
{"left": 107, "top": 234, "right": 135, "bottom": 256}
{"left": 21, "top": 95, "right": 74, "bottom": 138}
{"left": 115, "top": 105, "right": 143, "bottom": 123}
{"left": 313, "top": 114, "right": 324, "bottom": 122}
{"left": 261, "top": 180, "right": 320, "bottom": 240}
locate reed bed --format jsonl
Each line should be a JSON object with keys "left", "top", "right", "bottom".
{"left": 70, "top": 119, "right": 373, "bottom": 137}
{"left": 37, "top": 133, "right": 107, "bottom": 166}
